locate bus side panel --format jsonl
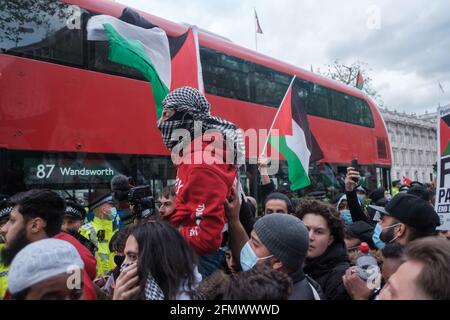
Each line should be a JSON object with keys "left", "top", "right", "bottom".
{"left": 0, "top": 54, "right": 169, "bottom": 156}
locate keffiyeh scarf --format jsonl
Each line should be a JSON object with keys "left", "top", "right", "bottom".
{"left": 157, "top": 87, "right": 245, "bottom": 165}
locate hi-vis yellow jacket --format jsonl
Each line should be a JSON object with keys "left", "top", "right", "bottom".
{"left": 80, "top": 217, "right": 116, "bottom": 276}
{"left": 0, "top": 243, "right": 9, "bottom": 299}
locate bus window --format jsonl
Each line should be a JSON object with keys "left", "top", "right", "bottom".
{"left": 329, "top": 91, "right": 348, "bottom": 122}
{"left": 0, "top": 0, "right": 84, "bottom": 67}
{"left": 87, "top": 39, "right": 146, "bottom": 81}
{"left": 200, "top": 46, "right": 290, "bottom": 107}
{"left": 201, "top": 47, "right": 251, "bottom": 102}
{"left": 308, "top": 84, "right": 330, "bottom": 118}
{"left": 254, "top": 64, "right": 291, "bottom": 107}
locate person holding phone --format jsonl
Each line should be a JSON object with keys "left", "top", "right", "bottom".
{"left": 344, "top": 166, "right": 373, "bottom": 227}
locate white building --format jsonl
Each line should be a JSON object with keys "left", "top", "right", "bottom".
{"left": 380, "top": 108, "right": 438, "bottom": 183}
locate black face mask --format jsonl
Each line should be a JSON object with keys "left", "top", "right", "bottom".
{"left": 114, "top": 255, "right": 125, "bottom": 267}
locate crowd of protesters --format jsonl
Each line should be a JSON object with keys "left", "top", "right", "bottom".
{"left": 1, "top": 87, "right": 450, "bottom": 300}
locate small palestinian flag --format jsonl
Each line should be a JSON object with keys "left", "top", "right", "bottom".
{"left": 268, "top": 77, "right": 323, "bottom": 190}
{"left": 356, "top": 70, "right": 364, "bottom": 90}
{"left": 403, "top": 176, "right": 412, "bottom": 186}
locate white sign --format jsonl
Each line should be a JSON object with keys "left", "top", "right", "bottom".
{"left": 435, "top": 105, "right": 450, "bottom": 230}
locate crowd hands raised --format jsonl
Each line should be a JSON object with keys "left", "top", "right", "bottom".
{"left": 0, "top": 162, "right": 449, "bottom": 301}
{"left": 0, "top": 87, "right": 449, "bottom": 301}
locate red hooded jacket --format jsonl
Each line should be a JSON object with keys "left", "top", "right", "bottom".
{"left": 168, "top": 133, "right": 237, "bottom": 256}
{"left": 54, "top": 232, "right": 97, "bottom": 300}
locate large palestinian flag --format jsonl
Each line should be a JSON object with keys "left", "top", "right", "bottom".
{"left": 87, "top": 8, "right": 203, "bottom": 118}
{"left": 268, "top": 77, "right": 323, "bottom": 190}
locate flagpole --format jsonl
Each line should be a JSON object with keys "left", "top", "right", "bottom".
{"left": 261, "top": 76, "right": 297, "bottom": 156}
{"left": 254, "top": 8, "right": 258, "bottom": 51}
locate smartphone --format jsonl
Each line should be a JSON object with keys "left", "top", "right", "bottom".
{"left": 350, "top": 159, "right": 360, "bottom": 183}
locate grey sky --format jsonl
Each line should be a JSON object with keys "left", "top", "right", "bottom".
{"left": 118, "top": 0, "right": 449, "bottom": 114}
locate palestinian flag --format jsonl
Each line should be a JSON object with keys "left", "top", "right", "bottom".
{"left": 356, "top": 70, "right": 364, "bottom": 90}
{"left": 440, "top": 113, "right": 450, "bottom": 157}
{"left": 403, "top": 176, "right": 412, "bottom": 186}
{"left": 268, "top": 76, "right": 323, "bottom": 190}
{"left": 87, "top": 9, "right": 204, "bottom": 119}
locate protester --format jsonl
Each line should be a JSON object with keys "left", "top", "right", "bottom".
{"left": 82, "top": 191, "right": 118, "bottom": 276}
{"left": 157, "top": 87, "right": 241, "bottom": 276}
{"left": 407, "top": 185, "right": 431, "bottom": 202}
{"left": 336, "top": 195, "right": 353, "bottom": 226}
{"left": 225, "top": 189, "right": 323, "bottom": 300}
{"left": 214, "top": 265, "right": 293, "bottom": 300}
{"left": 257, "top": 155, "right": 276, "bottom": 205}
{"left": 343, "top": 193, "right": 440, "bottom": 300}
{"left": 344, "top": 221, "right": 375, "bottom": 252}
{"left": 263, "top": 192, "right": 293, "bottom": 215}
{"left": 0, "top": 195, "right": 12, "bottom": 299}
{"left": 157, "top": 185, "right": 176, "bottom": 219}
{"left": 370, "top": 187, "right": 389, "bottom": 204}
{"left": 113, "top": 221, "right": 202, "bottom": 300}
{"left": 295, "top": 200, "right": 351, "bottom": 300}
{"left": 0, "top": 189, "right": 96, "bottom": 299}
{"left": 379, "top": 237, "right": 450, "bottom": 300}
{"left": 380, "top": 243, "right": 405, "bottom": 285}
{"left": 356, "top": 186, "right": 368, "bottom": 203}
{"left": 344, "top": 168, "right": 373, "bottom": 225}
{"left": 373, "top": 193, "right": 440, "bottom": 246}
{"left": 8, "top": 238, "right": 84, "bottom": 300}
{"left": 223, "top": 248, "right": 238, "bottom": 274}
{"left": 438, "top": 229, "right": 450, "bottom": 240}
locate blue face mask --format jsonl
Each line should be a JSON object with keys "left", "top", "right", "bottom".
{"left": 372, "top": 223, "right": 385, "bottom": 249}
{"left": 340, "top": 210, "right": 353, "bottom": 226}
{"left": 240, "top": 242, "right": 273, "bottom": 271}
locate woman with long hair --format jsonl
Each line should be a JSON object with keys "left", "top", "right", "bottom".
{"left": 113, "top": 220, "right": 201, "bottom": 300}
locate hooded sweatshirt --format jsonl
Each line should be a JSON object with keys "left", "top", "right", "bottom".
{"left": 169, "top": 133, "right": 237, "bottom": 256}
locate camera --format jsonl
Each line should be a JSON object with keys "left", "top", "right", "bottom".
{"left": 114, "top": 185, "right": 156, "bottom": 223}
{"left": 127, "top": 186, "right": 156, "bottom": 221}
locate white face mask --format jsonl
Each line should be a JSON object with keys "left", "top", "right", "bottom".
{"left": 106, "top": 207, "right": 117, "bottom": 220}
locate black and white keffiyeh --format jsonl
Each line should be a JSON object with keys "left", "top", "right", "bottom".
{"left": 144, "top": 275, "right": 165, "bottom": 300}
{"left": 157, "top": 87, "right": 245, "bottom": 165}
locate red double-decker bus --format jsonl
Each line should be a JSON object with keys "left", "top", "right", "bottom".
{"left": 0, "top": 0, "right": 391, "bottom": 202}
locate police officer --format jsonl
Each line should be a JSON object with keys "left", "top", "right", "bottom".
{"left": 0, "top": 195, "right": 13, "bottom": 299}
{"left": 81, "top": 191, "right": 118, "bottom": 276}
{"left": 62, "top": 199, "right": 97, "bottom": 256}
